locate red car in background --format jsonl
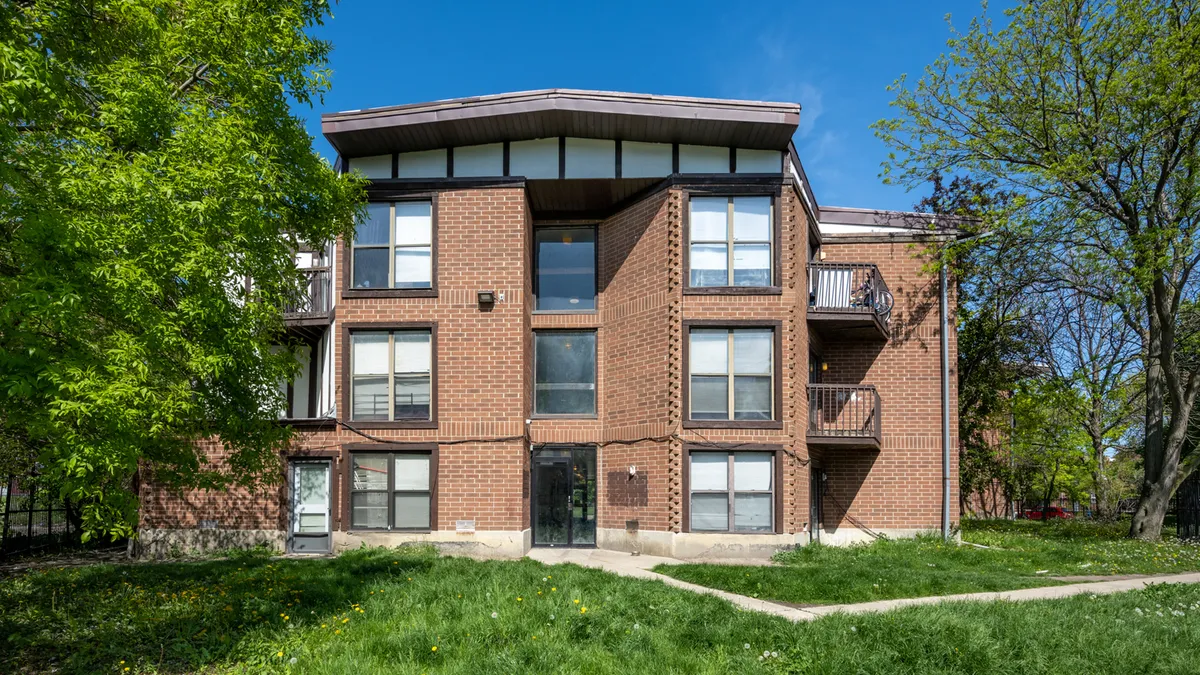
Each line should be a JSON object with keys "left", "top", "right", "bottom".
{"left": 1022, "top": 506, "right": 1075, "bottom": 520}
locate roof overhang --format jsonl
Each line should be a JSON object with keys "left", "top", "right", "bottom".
{"left": 819, "top": 206, "right": 963, "bottom": 240}
{"left": 322, "top": 89, "right": 801, "bottom": 158}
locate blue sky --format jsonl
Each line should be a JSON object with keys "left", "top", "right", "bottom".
{"left": 301, "top": 1, "right": 992, "bottom": 212}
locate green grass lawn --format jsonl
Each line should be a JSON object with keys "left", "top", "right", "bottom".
{"left": 652, "top": 519, "right": 1200, "bottom": 607}
{"left": 3, "top": 545, "right": 1200, "bottom": 674}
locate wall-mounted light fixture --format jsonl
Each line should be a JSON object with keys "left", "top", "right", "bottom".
{"left": 477, "top": 290, "right": 496, "bottom": 307}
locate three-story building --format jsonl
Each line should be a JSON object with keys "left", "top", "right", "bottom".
{"left": 139, "top": 90, "right": 959, "bottom": 559}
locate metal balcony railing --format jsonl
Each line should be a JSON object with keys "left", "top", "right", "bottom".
{"left": 808, "top": 263, "right": 892, "bottom": 326}
{"left": 283, "top": 267, "right": 331, "bottom": 319}
{"left": 808, "top": 384, "right": 882, "bottom": 446}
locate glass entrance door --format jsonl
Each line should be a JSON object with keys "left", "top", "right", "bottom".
{"left": 290, "top": 460, "right": 331, "bottom": 553}
{"left": 532, "top": 447, "right": 596, "bottom": 547}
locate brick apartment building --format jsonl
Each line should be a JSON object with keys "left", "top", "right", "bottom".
{"left": 139, "top": 90, "right": 959, "bottom": 559}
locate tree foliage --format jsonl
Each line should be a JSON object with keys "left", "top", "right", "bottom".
{"left": 0, "top": 0, "right": 364, "bottom": 539}
{"left": 878, "top": 0, "right": 1200, "bottom": 538}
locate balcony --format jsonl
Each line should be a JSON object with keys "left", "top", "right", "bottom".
{"left": 807, "top": 263, "right": 891, "bottom": 341}
{"left": 283, "top": 267, "right": 332, "bottom": 340}
{"left": 807, "top": 384, "right": 882, "bottom": 450}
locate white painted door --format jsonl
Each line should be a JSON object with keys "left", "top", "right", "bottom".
{"left": 291, "top": 461, "right": 331, "bottom": 553}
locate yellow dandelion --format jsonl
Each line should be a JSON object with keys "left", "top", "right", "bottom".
{"left": 581, "top": 607, "right": 587, "bottom": 614}
{"left": 574, "top": 599, "right": 580, "bottom": 604}
{"left": 551, "top": 587, "right": 557, "bottom": 592}
{"left": 431, "top": 646, "right": 438, "bottom": 652}
{"left": 335, "top": 629, "right": 342, "bottom": 635}
{"left": 517, "top": 597, "right": 523, "bottom": 602}
{"left": 276, "top": 651, "right": 284, "bottom": 658}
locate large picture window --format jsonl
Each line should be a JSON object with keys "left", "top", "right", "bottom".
{"left": 689, "top": 451, "right": 774, "bottom": 533}
{"left": 352, "top": 201, "right": 433, "bottom": 290}
{"left": 350, "top": 452, "right": 432, "bottom": 530}
{"left": 534, "top": 226, "right": 596, "bottom": 311}
{"left": 351, "top": 330, "right": 432, "bottom": 421}
{"left": 689, "top": 327, "right": 773, "bottom": 421}
{"left": 534, "top": 331, "right": 597, "bottom": 416}
{"left": 688, "top": 196, "right": 773, "bottom": 288}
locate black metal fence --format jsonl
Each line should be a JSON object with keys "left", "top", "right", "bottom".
{"left": 1, "top": 476, "right": 80, "bottom": 559}
{"left": 1180, "top": 473, "right": 1200, "bottom": 540}
{"left": 807, "top": 262, "right": 894, "bottom": 325}
{"left": 808, "top": 383, "right": 883, "bottom": 445}
{"left": 283, "top": 267, "right": 332, "bottom": 318}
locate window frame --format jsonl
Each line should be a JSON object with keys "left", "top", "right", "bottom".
{"left": 532, "top": 223, "right": 600, "bottom": 314}
{"left": 682, "top": 320, "right": 783, "bottom": 429}
{"left": 682, "top": 447, "right": 783, "bottom": 534}
{"left": 342, "top": 196, "right": 439, "bottom": 299}
{"left": 532, "top": 329, "right": 599, "bottom": 419}
{"left": 345, "top": 445, "right": 438, "bottom": 533}
{"left": 683, "top": 189, "right": 782, "bottom": 295}
{"left": 342, "top": 323, "right": 438, "bottom": 429}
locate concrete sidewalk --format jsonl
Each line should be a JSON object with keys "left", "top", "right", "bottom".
{"left": 525, "top": 548, "right": 1200, "bottom": 622}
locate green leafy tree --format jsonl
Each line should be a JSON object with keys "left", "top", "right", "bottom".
{"left": 915, "top": 174, "right": 1038, "bottom": 519}
{"left": 1010, "top": 378, "right": 1092, "bottom": 517}
{"left": 0, "top": 0, "right": 364, "bottom": 539}
{"left": 877, "top": 0, "right": 1200, "bottom": 538}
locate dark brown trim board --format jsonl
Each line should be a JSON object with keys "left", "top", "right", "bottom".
{"left": 681, "top": 444, "right": 784, "bottom": 534}
{"left": 340, "top": 322, "right": 439, "bottom": 429}
{"left": 681, "top": 320, "right": 784, "bottom": 430}
{"left": 342, "top": 193, "right": 440, "bottom": 300}
{"left": 342, "top": 443, "right": 439, "bottom": 533}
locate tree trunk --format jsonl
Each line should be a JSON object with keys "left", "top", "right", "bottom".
{"left": 1131, "top": 306, "right": 1167, "bottom": 539}
{"left": 1090, "top": 434, "right": 1109, "bottom": 520}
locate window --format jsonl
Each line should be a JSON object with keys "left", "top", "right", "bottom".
{"left": 534, "top": 331, "right": 596, "bottom": 416}
{"left": 351, "top": 330, "right": 432, "bottom": 421}
{"left": 534, "top": 226, "right": 596, "bottom": 311}
{"left": 350, "top": 452, "right": 432, "bottom": 530}
{"left": 688, "top": 196, "right": 773, "bottom": 288}
{"left": 351, "top": 201, "right": 433, "bottom": 290}
{"left": 689, "top": 328, "right": 773, "bottom": 421}
{"left": 689, "top": 452, "right": 774, "bottom": 533}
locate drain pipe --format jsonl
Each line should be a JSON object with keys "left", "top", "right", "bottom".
{"left": 940, "top": 229, "right": 993, "bottom": 541}
{"left": 940, "top": 262, "right": 951, "bottom": 542}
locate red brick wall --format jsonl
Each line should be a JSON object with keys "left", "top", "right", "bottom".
{"left": 818, "top": 237, "right": 960, "bottom": 530}
{"left": 141, "top": 181, "right": 958, "bottom": 544}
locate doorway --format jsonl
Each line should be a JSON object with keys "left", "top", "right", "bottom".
{"left": 810, "top": 465, "right": 825, "bottom": 544}
{"left": 289, "top": 459, "right": 331, "bottom": 553}
{"left": 531, "top": 447, "right": 596, "bottom": 547}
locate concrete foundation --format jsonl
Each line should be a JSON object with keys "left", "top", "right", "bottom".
{"left": 136, "top": 528, "right": 285, "bottom": 558}
{"left": 334, "top": 529, "right": 531, "bottom": 559}
{"left": 134, "top": 526, "right": 938, "bottom": 560}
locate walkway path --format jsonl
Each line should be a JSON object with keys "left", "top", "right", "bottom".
{"left": 526, "top": 548, "right": 1200, "bottom": 622}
